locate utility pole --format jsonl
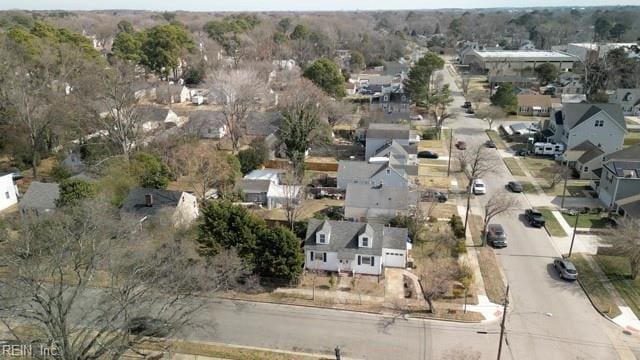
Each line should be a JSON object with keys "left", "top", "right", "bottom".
{"left": 497, "top": 284, "right": 510, "bottom": 360}
{"left": 447, "top": 129, "right": 454, "bottom": 177}
{"left": 568, "top": 211, "right": 580, "bottom": 258}
{"left": 560, "top": 159, "right": 570, "bottom": 209}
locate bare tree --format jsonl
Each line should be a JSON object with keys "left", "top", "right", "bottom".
{"left": 542, "top": 163, "right": 572, "bottom": 189}
{"left": 604, "top": 217, "right": 640, "bottom": 279}
{"left": 417, "top": 257, "right": 458, "bottom": 313}
{"left": 209, "top": 68, "right": 267, "bottom": 153}
{"left": 467, "top": 89, "right": 486, "bottom": 110}
{"left": 95, "top": 61, "right": 144, "bottom": 161}
{"left": 481, "top": 194, "right": 520, "bottom": 245}
{"left": 460, "top": 75, "right": 470, "bottom": 96}
{"left": 475, "top": 105, "right": 506, "bottom": 131}
{"left": 280, "top": 167, "right": 306, "bottom": 230}
{"left": 0, "top": 202, "right": 247, "bottom": 360}
{"left": 456, "top": 144, "right": 497, "bottom": 232}
{"left": 168, "top": 142, "right": 236, "bottom": 202}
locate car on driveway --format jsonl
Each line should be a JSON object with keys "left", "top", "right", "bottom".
{"left": 525, "top": 209, "right": 546, "bottom": 227}
{"left": 418, "top": 150, "right": 439, "bottom": 159}
{"left": 422, "top": 189, "right": 448, "bottom": 203}
{"left": 515, "top": 149, "right": 529, "bottom": 156}
{"left": 471, "top": 179, "right": 486, "bottom": 195}
{"left": 410, "top": 114, "right": 423, "bottom": 120}
{"left": 466, "top": 107, "right": 475, "bottom": 114}
{"left": 462, "top": 101, "right": 472, "bottom": 109}
{"left": 455, "top": 140, "right": 467, "bottom": 150}
{"left": 486, "top": 224, "right": 507, "bottom": 248}
{"left": 554, "top": 258, "right": 578, "bottom": 280}
{"left": 508, "top": 181, "right": 523, "bottom": 193}
{"left": 485, "top": 140, "right": 496, "bottom": 148}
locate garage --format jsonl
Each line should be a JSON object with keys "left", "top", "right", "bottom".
{"left": 384, "top": 251, "right": 406, "bottom": 268}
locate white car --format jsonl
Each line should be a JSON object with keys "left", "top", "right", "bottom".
{"left": 471, "top": 179, "right": 486, "bottom": 195}
{"left": 409, "top": 114, "right": 423, "bottom": 120}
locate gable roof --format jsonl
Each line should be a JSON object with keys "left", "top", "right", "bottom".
{"left": 517, "top": 94, "right": 553, "bottom": 108}
{"left": 366, "top": 123, "right": 410, "bottom": 140}
{"left": 571, "top": 140, "right": 599, "bottom": 152}
{"left": 338, "top": 160, "right": 406, "bottom": 182}
{"left": 187, "top": 111, "right": 226, "bottom": 129}
{"left": 304, "top": 219, "right": 408, "bottom": 257}
{"left": 345, "top": 183, "right": 416, "bottom": 211}
{"left": 138, "top": 106, "right": 171, "bottom": 123}
{"left": 577, "top": 146, "right": 605, "bottom": 164}
{"left": 120, "top": 188, "right": 184, "bottom": 218}
{"left": 604, "top": 144, "right": 640, "bottom": 162}
{"left": 20, "top": 182, "right": 60, "bottom": 210}
{"left": 245, "top": 112, "right": 282, "bottom": 137}
{"left": 237, "top": 179, "right": 272, "bottom": 193}
{"left": 559, "top": 103, "right": 626, "bottom": 131}
{"left": 374, "top": 140, "right": 416, "bottom": 159}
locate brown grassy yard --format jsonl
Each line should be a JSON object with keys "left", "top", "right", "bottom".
{"left": 571, "top": 254, "right": 621, "bottom": 318}
{"left": 502, "top": 158, "right": 526, "bottom": 176}
{"left": 477, "top": 247, "right": 507, "bottom": 304}
{"left": 595, "top": 255, "right": 640, "bottom": 318}
{"left": 139, "top": 340, "right": 326, "bottom": 360}
{"left": 538, "top": 209, "right": 568, "bottom": 237}
{"left": 520, "top": 157, "right": 556, "bottom": 179}
{"left": 624, "top": 132, "right": 640, "bottom": 147}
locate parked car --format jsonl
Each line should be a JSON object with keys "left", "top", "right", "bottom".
{"left": 485, "top": 140, "right": 497, "bottom": 148}
{"left": 455, "top": 140, "right": 467, "bottom": 150}
{"left": 486, "top": 224, "right": 507, "bottom": 248}
{"left": 418, "top": 150, "right": 439, "bottom": 159}
{"left": 525, "top": 209, "right": 546, "bottom": 227}
{"left": 127, "top": 317, "right": 170, "bottom": 338}
{"left": 515, "top": 149, "right": 529, "bottom": 156}
{"left": 508, "top": 181, "right": 523, "bottom": 193}
{"left": 422, "top": 190, "right": 448, "bottom": 203}
{"left": 553, "top": 258, "right": 578, "bottom": 280}
{"left": 462, "top": 101, "right": 472, "bottom": 108}
{"left": 471, "top": 179, "right": 486, "bottom": 195}
{"left": 466, "top": 107, "right": 475, "bottom": 114}
{"left": 410, "top": 114, "right": 424, "bottom": 120}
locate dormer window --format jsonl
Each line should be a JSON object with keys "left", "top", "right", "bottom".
{"left": 319, "top": 233, "right": 326, "bottom": 243}
{"left": 316, "top": 221, "right": 331, "bottom": 244}
{"left": 361, "top": 237, "right": 369, "bottom": 247}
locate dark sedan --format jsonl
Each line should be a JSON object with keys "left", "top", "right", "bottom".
{"left": 418, "top": 151, "right": 439, "bottom": 159}
{"left": 508, "top": 181, "right": 523, "bottom": 193}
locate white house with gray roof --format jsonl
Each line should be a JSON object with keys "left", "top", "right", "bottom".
{"left": 365, "top": 123, "right": 418, "bottom": 160}
{"left": 304, "top": 219, "right": 409, "bottom": 275}
{"left": 337, "top": 160, "right": 409, "bottom": 189}
{"left": 546, "top": 103, "right": 627, "bottom": 155}
{"left": 609, "top": 88, "right": 640, "bottom": 116}
{"left": 344, "top": 183, "right": 418, "bottom": 221}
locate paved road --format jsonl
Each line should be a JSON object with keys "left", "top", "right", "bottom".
{"left": 436, "top": 63, "right": 640, "bottom": 359}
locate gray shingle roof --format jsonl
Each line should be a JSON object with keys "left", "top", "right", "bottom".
{"left": 245, "top": 112, "right": 282, "bottom": 137}
{"left": 602, "top": 161, "right": 640, "bottom": 178}
{"left": 188, "top": 111, "right": 226, "bottom": 129}
{"left": 366, "top": 123, "right": 410, "bottom": 140}
{"left": 560, "top": 103, "right": 626, "bottom": 131}
{"left": 338, "top": 160, "right": 405, "bottom": 181}
{"left": 577, "top": 146, "right": 604, "bottom": 164}
{"left": 345, "top": 183, "right": 416, "bottom": 211}
{"left": 571, "top": 140, "right": 599, "bottom": 152}
{"left": 604, "top": 144, "right": 640, "bottom": 162}
{"left": 138, "top": 106, "right": 171, "bottom": 123}
{"left": 237, "top": 179, "right": 271, "bottom": 193}
{"left": 120, "top": 188, "right": 184, "bottom": 218}
{"left": 304, "top": 219, "right": 408, "bottom": 257}
{"left": 20, "top": 182, "right": 60, "bottom": 210}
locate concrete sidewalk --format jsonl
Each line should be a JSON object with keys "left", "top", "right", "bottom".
{"left": 548, "top": 210, "right": 609, "bottom": 255}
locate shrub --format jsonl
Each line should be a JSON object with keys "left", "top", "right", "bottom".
{"left": 454, "top": 239, "right": 467, "bottom": 256}
{"left": 329, "top": 274, "right": 337, "bottom": 288}
{"left": 422, "top": 127, "right": 439, "bottom": 140}
{"left": 50, "top": 163, "right": 71, "bottom": 182}
{"left": 450, "top": 214, "right": 465, "bottom": 239}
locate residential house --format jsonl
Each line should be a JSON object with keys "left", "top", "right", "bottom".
{"left": 120, "top": 188, "right": 199, "bottom": 227}
{"left": 566, "top": 141, "right": 605, "bottom": 180}
{"left": 344, "top": 183, "right": 418, "bottom": 221}
{"left": 344, "top": 82, "right": 358, "bottom": 96}
{"left": 62, "top": 152, "right": 85, "bottom": 173}
{"left": 516, "top": 94, "right": 553, "bottom": 116}
{"left": 557, "top": 73, "right": 584, "bottom": 95}
{"left": 337, "top": 161, "right": 409, "bottom": 189}
{"left": 0, "top": 173, "right": 19, "bottom": 212}
{"left": 139, "top": 106, "right": 182, "bottom": 132}
{"left": 609, "top": 89, "right": 640, "bottom": 116}
{"left": 304, "top": 219, "right": 409, "bottom": 275}
{"left": 462, "top": 50, "right": 576, "bottom": 77}
{"left": 615, "top": 193, "right": 640, "bottom": 218}
{"left": 371, "top": 140, "right": 418, "bottom": 165}
{"left": 365, "top": 123, "right": 416, "bottom": 159}
{"left": 19, "top": 182, "right": 60, "bottom": 216}
{"left": 370, "top": 90, "right": 411, "bottom": 115}
{"left": 186, "top": 111, "right": 228, "bottom": 139}
{"left": 245, "top": 112, "right": 283, "bottom": 138}
{"left": 597, "top": 158, "right": 640, "bottom": 208}
{"left": 156, "top": 83, "right": 190, "bottom": 104}
{"left": 236, "top": 169, "right": 301, "bottom": 209}
{"left": 546, "top": 103, "right": 627, "bottom": 154}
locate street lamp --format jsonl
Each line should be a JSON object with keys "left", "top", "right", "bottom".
{"left": 568, "top": 210, "right": 580, "bottom": 258}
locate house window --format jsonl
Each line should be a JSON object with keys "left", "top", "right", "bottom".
{"left": 584, "top": 166, "right": 589, "bottom": 172}
{"left": 362, "top": 237, "right": 368, "bottom": 247}
{"left": 319, "top": 233, "right": 326, "bottom": 243}
{"left": 4, "top": 192, "right": 9, "bottom": 199}
{"left": 595, "top": 120, "right": 604, "bottom": 127}
{"left": 361, "top": 256, "right": 372, "bottom": 265}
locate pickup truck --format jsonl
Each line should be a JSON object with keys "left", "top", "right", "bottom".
{"left": 525, "top": 209, "right": 546, "bottom": 228}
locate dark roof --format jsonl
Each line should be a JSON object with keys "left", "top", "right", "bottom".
{"left": 571, "top": 140, "right": 599, "bottom": 152}
{"left": 602, "top": 160, "right": 640, "bottom": 178}
{"left": 366, "top": 123, "right": 410, "bottom": 140}
{"left": 592, "top": 167, "right": 603, "bottom": 178}
{"left": 188, "top": 111, "right": 226, "bottom": 128}
{"left": 345, "top": 183, "right": 416, "bottom": 211}
{"left": 617, "top": 197, "right": 640, "bottom": 218}
{"left": 20, "top": 182, "right": 60, "bottom": 210}
{"left": 138, "top": 106, "right": 171, "bottom": 122}
{"left": 577, "top": 146, "right": 604, "bottom": 164}
{"left": 541, "top": 128, "right": 555, "bottom": 138}
{"left": 304, "top": 219, "right": 408, "bottom": 257}
{"left": 237, "top": 179, "right": 271, "bottom": 193}
{"left": 554, "top": 110, "right": 563, "bottom": 125}
{"left": 559, "top": 103, "right": 626, "bottom": 131}
{"left": 245, "top": 112, "right": 282, "bottom": 137}
{"left": 120, "top": 188, "right": 184, "bottom": 219}
{"left": 604, "top": 145, "right": 640, "bottom": 162}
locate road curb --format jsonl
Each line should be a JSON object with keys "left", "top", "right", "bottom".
{"left": 575, "top": 276, "right": 618, "bottom": 326}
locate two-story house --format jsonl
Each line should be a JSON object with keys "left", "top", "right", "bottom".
{"left": 546, "top": 103, "right": 627, "bottom": 155}
{"left": 596, "top": 145, "right": 640, "bottom": 208}
{"left": 365, "top": 123, "right": 418, "bottom": 159}
{"left": 304, "top": 219, "right": 409, "bottom": 275}
{"left": 336, "top": 161, "right": 409, "bottom": 189}
{"left": 609, "top": 88, "right": 640, "bottom": 116}
{"left": 344, "top": 183, "right": 418, "bottom": 221}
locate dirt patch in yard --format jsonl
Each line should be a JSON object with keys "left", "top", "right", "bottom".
{"left": 430, "top": 203, "right": 458, "bottom": 219}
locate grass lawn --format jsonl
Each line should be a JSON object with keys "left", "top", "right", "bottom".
{"left": 485, "top": 130, "right": 507, "bottom": 150}
{"left": 562, "top": 212, "right": 611, "bottom": 229}
{"left": 538, "top": 208, "right": 568, "bottom": 237}
{"left": 624, "top": 132, "right": 640, "bottom": 147}
{"left": 571, "top": 254, "right": 622, "bottom": 318}
{"left": 419, "top": 139, "right": 445, "bottom": 151}
{"left": 543, "top": 182, "right": 592, "bottom": 197}
{"left": 140, "top": 340, "right": 324, "bottom": 360}
{"left": 520, "top": 181, "right": 537, "bottom": 194}
{"left": 477, "top": 247, "right": 507, "bottom": 304}
{"left": 502, "top": 158, "right": 526, "bottom": 176}
{"left": 468, "top": 214, "right": 484, "bottom": 246}
{"left": 520, "top": 156, "right": 556, "bottom": 178}
{"left": 595, "top": 255, "right": 640, "bottom": 318}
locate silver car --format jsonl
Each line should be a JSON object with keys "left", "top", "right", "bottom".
{"left": 553, "top": 258, "right": 578, "bottom": 281}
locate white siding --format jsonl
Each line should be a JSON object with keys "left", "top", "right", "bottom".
{"left": 365, "top": 138, "right": 410, "bottom": 159}
{"left": 174, "top": 192, "right": 199, "bottom": 226}
{"left": 353, "top": 254, "right": 382, "bottom": 275}
{"left": 382, "top": 248, "right": 407, "bottom": 268}
{"left": 305, "top": 251, "right": 340, "bottom": 272}
{"left": 568, "top": 113, "right": 626, "bottom": 154}
{"left": 0, "top": 174, "right": 18, "bottom": 211}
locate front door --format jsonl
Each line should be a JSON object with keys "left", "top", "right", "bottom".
{"left": 339, "top": 259, "right": 352, "bottom": 272}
